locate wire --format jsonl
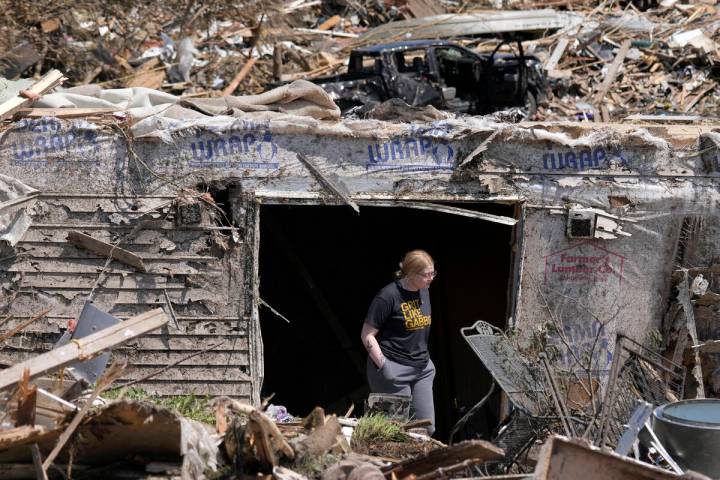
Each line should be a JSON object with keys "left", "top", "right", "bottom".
{"left": 449, "top": 379, "right": 497, "bottom": 445}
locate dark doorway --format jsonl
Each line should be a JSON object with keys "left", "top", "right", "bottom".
{"left": 258, "top": 203, "right": 515, "bottom": 440}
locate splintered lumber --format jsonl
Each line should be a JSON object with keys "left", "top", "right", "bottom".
{"left": 0, "top": 426, "right": 48, "bottom": 450}
{"left": 534, "top": 436, "right": 679, "bottom": 479}
{"left": 14, "top": 369, "right": 37, "bottom": 427}
{"left": 0, "top": 308, "right": 168, "bottom": 391}
{"left": 42, "top": 361, "right": 126, "bottom": 472}
{"left": 592, "top": 39, "right": 631, "bottom": 106}
{"left": 0, "top": 308, "right": 50, "bottom": 343}
{"left": 67, "top": 230, "right": 146, "bottom": 272}
{"left": 297, "top": 153, "right": 359, "bottom": 213}
{"left": 222, "top": 58, "right": 257, "bottom": 96}
{"left": 544, "top": 38, "right": 570, "bottom": 72}
{"left": 383, "top": 440, "right": 504, "bottom": 479}
{"left": 0, "top": 69, "right": 65, "bottom": 121}
{"left": 217, "top": 397, "right": 294, "bottom": 464}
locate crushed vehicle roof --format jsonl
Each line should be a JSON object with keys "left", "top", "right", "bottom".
{"left": 353, "top": 39, "right": 465, "bottom": 54}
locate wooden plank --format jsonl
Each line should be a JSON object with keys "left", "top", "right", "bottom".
{"left": 0, "top": 70, "right": 66, "bottom": 121}
{"left": 15, "top": 108, "right": 121, "bottom": 119}
{"left": 8, "top": 259, "right": 207, "bottom": 275}
{"left": 544, "top": 38, "right": 570, "bottom": 72}
{"left": 118, "top": 365, "right": 251, "bottom": 382}
{"left": 66, "top": 231, "right": 147, "bottom": 272}
{"left": 114, "top": 350, "right": 249, "bottom": 366}
{"left": 383, "top": 440, "right": 504, "bottom": 478}
{"left": 534, "top": 436, "right": 678, "bottom": 480}
{"left": 133, "top": 380, "right": 252, "bottom": 397}
{"left": 0, "top": 308, "right": 168, "bottom": 391}
{"left": 19, "top": 246, "right": 219, "bottom": 262}
{"left": 592, "top": 40, "right": 631, "bottom": 106}
{"left": 1, "top": 349, "right": 250, "bottom": 367}
{"left": 293, "top": 28, "right": 358, "bottom": 38}
{"left": 1, "top": 319, "right": 246, "bottom": 336}
{"left": 122, "top": 335, "right": 247, "bottom": 351}
{"left": 222, "top": 58, "right": 257, "bottom": 96}
{"left": 16, "top": 274, "right": 174, "bottom": 289}
{"left": 0, "top": 426, "right": 48, "bottom": 450}
{"left": 38, "top": 196, "right": 173, "bottom": 214}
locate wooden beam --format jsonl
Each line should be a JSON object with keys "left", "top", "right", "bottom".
{"left": 0, "top": 69, "right": 66, "bottom": 122}
{"left": 67, "top": 230, "right": 147, "bottom": 272}
{"left": 0, "top": 308, "right": 167, "bottom": 391}
{"left": 222, "top": 58, "right": 257, "bottom": 96}
{"left": 592, "top": 40, "right": 631, "bottom": 106}
{"left": 544, "top": 38, "right": 570, "bottom": 72}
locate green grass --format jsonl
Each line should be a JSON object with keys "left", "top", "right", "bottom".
{"left": 351, "top": 413, "right": 409, "bottom": 446}
{"left": 103, "top": 387, "right": 215, "bottom": 424}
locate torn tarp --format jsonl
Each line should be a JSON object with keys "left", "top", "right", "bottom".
{"left": 33, "top": 79, "right": 341, "bottom": 123}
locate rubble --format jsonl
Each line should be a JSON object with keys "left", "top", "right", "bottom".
{"left": 0, "top": 1, "right": 715, "bottom": 120}
{"left": 1, "top": 0, "right": 720, "bottom": 478}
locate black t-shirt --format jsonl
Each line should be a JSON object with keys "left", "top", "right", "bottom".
{"left": 365, "top": 280, "right": 431, "bottom": 368}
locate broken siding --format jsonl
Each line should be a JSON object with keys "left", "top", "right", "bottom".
{"left": 0, "top": 193, "right": 252, "bottom": 400}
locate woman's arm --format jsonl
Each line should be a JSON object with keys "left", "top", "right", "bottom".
{"left": 361, "top": 322, "right": 385, "bottom": 369}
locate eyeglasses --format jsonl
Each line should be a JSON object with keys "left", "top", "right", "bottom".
{"left": 417, "top": 271, "right": 437, "bottom": 279}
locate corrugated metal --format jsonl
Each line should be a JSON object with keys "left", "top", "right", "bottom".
{"left": 0, "top": 194, "right": 251, "bottom": 400}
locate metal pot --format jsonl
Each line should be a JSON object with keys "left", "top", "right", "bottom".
{"left": 652, "top": 399, "right": 720, "bottom": 477}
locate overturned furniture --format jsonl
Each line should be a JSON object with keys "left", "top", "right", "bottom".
{"left": 455, "top": 320, "right": 564, "bottom": 472}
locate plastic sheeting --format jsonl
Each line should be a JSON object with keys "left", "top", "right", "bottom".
{"left": 0, "top": 173, "right": 37, "bottom": 246}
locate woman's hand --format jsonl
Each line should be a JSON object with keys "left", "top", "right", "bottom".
{"left": 361, "top": 322, "right": 385, "bottom": 369}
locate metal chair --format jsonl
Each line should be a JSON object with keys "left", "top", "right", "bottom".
{"left": 454, "top": 320, "right": 561, "bottom": 472}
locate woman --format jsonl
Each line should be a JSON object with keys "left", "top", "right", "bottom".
{"left": 360, "top": 249, "right": 436, "bottom": 435}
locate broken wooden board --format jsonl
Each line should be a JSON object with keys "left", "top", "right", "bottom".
{"left": 382, "top": 440, "right": 503, "bottom": 479}
{"left": 15, "top": 107, "right": 121, "bottom": 119}
{"left": 593, "top": 39, "right": 632, "bottom": 107}
{"left": 0, "top": 308, "right": 167, "bottom": 391}
{"left": 67, "top": 230, "right": 147, "bottom": 272}
{"left": 544, "top": 38, "right": 570, "bottom": 72}
{"left": 534, "top": 436, "right": 680, "bottom": 480}
{"left": 0, "top": 426, "right": 48, "bottom": 450}
{"left": 0, "top": 70, "right": 65, "bottom": 121}
{"left": 297, "top": 153, "right": 359, "bottom": 213}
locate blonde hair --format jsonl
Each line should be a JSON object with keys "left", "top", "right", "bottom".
{"left": 395, "top": 250, "right": 434, "bottom": 279}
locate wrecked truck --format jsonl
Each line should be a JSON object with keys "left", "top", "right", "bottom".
{"left": 313, "top": 39, "right": 547, "bottom": 116}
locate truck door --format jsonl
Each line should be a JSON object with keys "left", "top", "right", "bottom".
{"left": 388, "top": 49, "right": 443, "bottom": 107}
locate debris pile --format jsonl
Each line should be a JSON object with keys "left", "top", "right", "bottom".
{"left": 1, "top": 1, "right": 718, "bottom": 120}
{"left": 470, "top": 0, "right": 720, "bottom": 121}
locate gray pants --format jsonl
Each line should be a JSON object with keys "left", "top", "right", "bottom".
{"left": 366, "top": 357, "right": 436, "bottom": 435}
